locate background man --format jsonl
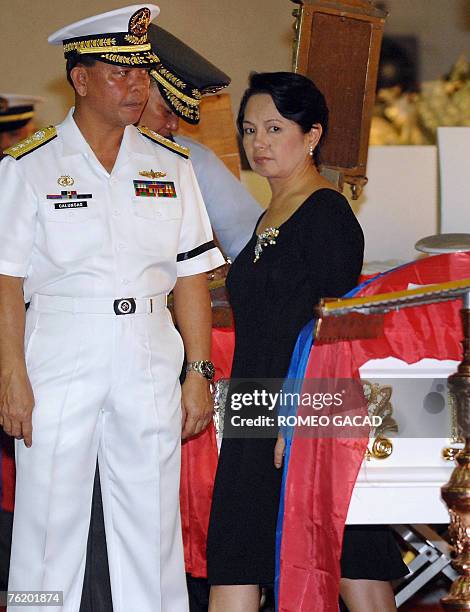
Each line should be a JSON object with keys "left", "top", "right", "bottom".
{"left": 144, "top": 24, "right": 263, "bottom": 262}
{"left": 0, "top": 5, "right": 223, "bottom": 611}
{"left": 0, "top": 95, "right": 43, "bottom": 158}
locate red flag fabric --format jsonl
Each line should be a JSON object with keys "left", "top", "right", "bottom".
{"left": 180, "top": 327, "right": 235, "bottom": 576}
{"left": 278, "top": 252, "right": 470, "bottom": 611}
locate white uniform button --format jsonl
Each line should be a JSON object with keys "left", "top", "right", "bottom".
{"left": 118, "top": 242, "right": 127, "bottom": 250}
{"left": 112, "top": 209, "right": 120, "bottom": 217}
{"left": 121, "top": 278, "right": 130, "bottom": 285}
{"left": 155, "top": 211, "right": 162, "bottom": 218}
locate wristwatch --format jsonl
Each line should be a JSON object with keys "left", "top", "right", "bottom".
{"left": 186, "top": 360, "right": 215, "bottom": 381}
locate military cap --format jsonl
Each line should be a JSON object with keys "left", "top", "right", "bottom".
{"left": 48, "top": 4, "right": 160, "bottom": 67}
{"left": 0, "top": 94, "right": 43, "bottom": 133}
{"left": 148, "top": 24, "right": 231, "bottom": 124}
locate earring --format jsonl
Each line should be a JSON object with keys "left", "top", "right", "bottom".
{"left": 309, "top": 144, "right": 314, "bottom": 157}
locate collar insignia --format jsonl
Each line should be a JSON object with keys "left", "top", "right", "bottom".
{"left": 139, "top": 169, "right": 167, "bottom": 179}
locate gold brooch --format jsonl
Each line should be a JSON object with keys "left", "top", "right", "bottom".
{"left": 139, "top": 169, "right": 166, "bottom": 179}
{"left": 58, "top": 175, "right": 74, "bottom": 187}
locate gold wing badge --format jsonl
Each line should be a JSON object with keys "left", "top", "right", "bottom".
{"left": 139, "top": 169, "right": 166, "bottom": 179}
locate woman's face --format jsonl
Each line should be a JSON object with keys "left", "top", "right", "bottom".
{"left": 242, "top": 93, "right": 319, "bottom": 180}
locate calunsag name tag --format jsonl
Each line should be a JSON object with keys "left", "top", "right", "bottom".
{"left": 54, "top": 201, "right": 88, "bottom": 209}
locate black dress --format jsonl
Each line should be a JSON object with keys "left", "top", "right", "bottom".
{"left": 206, "top": 188, "right": 407, "bottom": 585}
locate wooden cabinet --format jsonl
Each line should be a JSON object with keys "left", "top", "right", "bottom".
{"left": 292, "top": 0, "right": 387, "bottom": 198}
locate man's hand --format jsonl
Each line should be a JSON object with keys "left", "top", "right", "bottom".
{"left": 181, "top": 371, "right": 214, "bottom": 440}
{"left": 0, "top": 367, "right": 34, "bottom": 447}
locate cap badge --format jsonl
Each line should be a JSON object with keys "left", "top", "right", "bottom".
{"left": 129, "top": 8, "right": 151, "bottom": 37}
{"left": 58, "top": 175, "right": 75, "bottom": 187}
{"left": 0, "top": 97, "right": 8, "bottom": 113}
{"left": 139, "top": 169, "right": 166, "bottom": 179}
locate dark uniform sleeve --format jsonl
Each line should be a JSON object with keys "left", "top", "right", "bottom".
{"left": 300, "top": 189, "right": 364, "bottom": 299}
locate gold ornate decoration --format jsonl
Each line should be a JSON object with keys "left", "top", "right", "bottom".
{"left": 154, "top": 66, "right": 186, "bottom": 91}
{"left": 362, "top": 381, "right": 398, "bottom": 460}
{"left": 77, "top": 44, "right": 151, "bottom": 56}
{"left": 101, "top": 51, "right": 159, "bottom": 66}
{"left": 58, "top": 175, "right": 74, "bottom": 187}
{"left": 164, "top": 91, "right": 199, "bottom": 121}
{"left": 442, "top": 391, "right": 465, "bottom": 461}
{"left": 441, "top": 304, "right": 470, "bottom": 609}
{"left": 129, "top": 7, "right": 151, "bottom": 37}
{"left": 139, "top": 169, "right": 167, "bottom": 179}
{"left": 124, "top": 34, "right": 148, "bottom": 45}
{"left": 4, "top": 126, "right": 57, "bottom": 160}
{"left": 63, "top": 37, "right": 117, "bottom": 55}
{"left": 150, "top": 70, "right": 201, "bottom": 106}
{"left": 137, "top": 126, "right": 190, "bottom": 159}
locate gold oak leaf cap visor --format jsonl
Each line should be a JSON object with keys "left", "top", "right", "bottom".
{"left": 147, "top": 23, "right": 231, "bottom": 124}
{"left": 0, "top": 94, "right": 44, "bottom": 133}
{"left": 48, "top": 5, "right": 161, "bottom": 68}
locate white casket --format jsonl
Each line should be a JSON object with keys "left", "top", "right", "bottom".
{"left": 347, "top": 357, "right": 459, "bottom": 524}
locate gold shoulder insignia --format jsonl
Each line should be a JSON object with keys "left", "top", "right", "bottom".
{"left": 137, "top": 126, "right": 190, "bottom": 159}
{"left": 4, "top": 126, "right": 57, "bottom": 161}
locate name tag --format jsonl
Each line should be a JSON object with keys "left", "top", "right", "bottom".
{"left": 133, "top": 180, "right": 177, "bottom": 198}
{"left": 54, "top": 201, "right": 88, "bottom": 209}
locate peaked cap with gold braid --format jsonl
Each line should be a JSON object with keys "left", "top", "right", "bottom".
{"left": 147, "top": 24, "right": 231, "bottom": 124}
{"left": 0, "top": 94, "right": 43, "bottom": 133}
{"left": 48, "top": 5, "right": 161, "bottom": 68}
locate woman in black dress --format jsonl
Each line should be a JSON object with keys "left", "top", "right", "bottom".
{"left": 206, "top": 72, "right": 406, "bottom": 611}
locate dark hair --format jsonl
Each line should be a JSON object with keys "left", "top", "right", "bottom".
{"left": 237, "top": 71, "right": 329, "bottom": 166}
{"left": 66, "top": 54, "right": 98, "bottom": 88}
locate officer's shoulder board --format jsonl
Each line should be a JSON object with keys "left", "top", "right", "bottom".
{"left": 4, "top": 126, "right": 57, "bottom": 161}
{"left": 137, "top": 126, "right": 190, "bottom": 159}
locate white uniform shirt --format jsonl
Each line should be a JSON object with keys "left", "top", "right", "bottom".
{"left": 0, "top": 110, "right": 224, "bottom": 302}
{"left": 175, "top": 136, "right": 263, "bottom": 261}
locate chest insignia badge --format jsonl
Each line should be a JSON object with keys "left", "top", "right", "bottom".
{"left": 139, "top": 169, "right": 167, "bottom": 179}
{"left": 58, "top": 175, "right": 75, "bottom": 187}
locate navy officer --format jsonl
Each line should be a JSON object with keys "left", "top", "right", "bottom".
{"left": 0, "top": 5, "right": 223, "bottom": 611}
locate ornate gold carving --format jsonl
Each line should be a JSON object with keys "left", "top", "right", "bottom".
{"left": 371, "top": 436, "right": 393, "bottom": 459}
{"left": 362, "top": 381, "right": 398, "bottom": 461}
{"left": 441, "top": 306, "right": 470, "bottom": 609}
{"left": 129, "top": 7, "right": 151, "bottom": 37}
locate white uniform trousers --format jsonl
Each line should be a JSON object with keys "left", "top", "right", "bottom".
{"left": 8, "top": 297, "right": 189, "bottom": 612}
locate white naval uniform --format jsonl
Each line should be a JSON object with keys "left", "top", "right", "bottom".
{"left": 0, "top": 109, "right": 224, "bottom": 612}
{"left": 175, "top": 136, "right": 263, "bottom": 261}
